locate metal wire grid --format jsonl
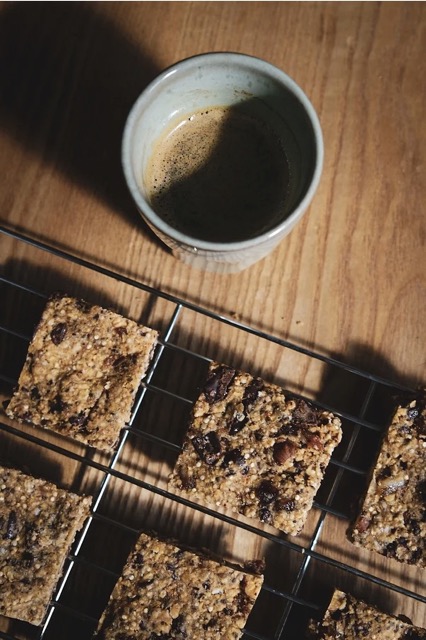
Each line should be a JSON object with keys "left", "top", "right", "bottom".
{"left": 0, "top": 225, "right": 424, "bottom": 640}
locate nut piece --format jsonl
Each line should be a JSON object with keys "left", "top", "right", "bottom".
{"left": 273, "top": 440, "right": 297, "bottom": 464}
{"left": 50, "top": 322, "right": 67, "bottom": 345}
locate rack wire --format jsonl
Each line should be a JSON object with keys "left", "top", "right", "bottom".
{"left": 0, "top": 225, "right": 424, "bottom": 640}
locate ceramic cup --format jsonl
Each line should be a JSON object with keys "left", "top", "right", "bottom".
{"left": 122, "top": 52, "right": 323, "bottom": 273}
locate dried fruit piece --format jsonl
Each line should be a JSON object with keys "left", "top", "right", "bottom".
{"left": 50, "top": 322, "right": 67, "bottom": 345}
{"left": 256, "top": 479, "right": 278, "bottom": 505}
{"left": 275, "top": 498, "right": 296, "bottom": 512}
{"left": 4, "top": 510, "right": 18, "bottom": 540}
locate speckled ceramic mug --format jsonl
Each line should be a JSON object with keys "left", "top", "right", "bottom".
{"left": 122, "top": 52, "right": 323, "bottom": 273}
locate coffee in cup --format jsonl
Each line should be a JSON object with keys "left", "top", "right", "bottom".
{"left": 144, "top": 104, "right": 290, "bottom": 243}
{"left": 122, "top": 53, "right": 323, "bottom": 273}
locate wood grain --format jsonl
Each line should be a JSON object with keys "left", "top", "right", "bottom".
{"left": 0, "top": 2, "right": 425, "bottom": 638}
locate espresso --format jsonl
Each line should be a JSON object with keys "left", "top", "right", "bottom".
{"left": 144, "top": 105, "right": 290, "bottom": 243}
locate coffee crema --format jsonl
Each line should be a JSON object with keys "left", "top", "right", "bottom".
{"left": 144, "top": 105, "right": 290, "bottom": 243}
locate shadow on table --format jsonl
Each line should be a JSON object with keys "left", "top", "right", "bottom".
{"left": 0, "top": 2, "right": 160, "bottom": 222}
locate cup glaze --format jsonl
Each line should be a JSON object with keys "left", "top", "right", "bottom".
{"left": 122, "top": 52, "right": 323, "bottom": 273}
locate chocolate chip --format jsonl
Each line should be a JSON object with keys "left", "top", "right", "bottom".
{"left": 413, "top": 412, "right": 426, "bottom": 436}
{"left": 403, "top": 513, "right": 421, "bottom": 536}
{"left": 75, "top": 298, "right": 91, "bottom": 313}
{"left": 256, "top": 479, "right": 278, "bottom": 505}
{"left": 166, "top": 561, "right": 179, "bottom": 580}
{"left": 191, "top": 431, "right": 222, "bottom": 465}
{"left": 30, "top": 386, "right": 41, "bottom": 400}
{"left": 277, "top": 422, "right": 301, "bottom": 437}
{"left": 407, "top": 407, "right": 419, "bottom": 420}
{"left": 203, "top": 617, "right": 218, "bottom": 630}
{"left": 113, "top": 354, "right": 138, "bottom": 370}
{"left": 384, "top": 538, "right": 406, "bottom": 558}
{"left": 242, "top": 378, "right": 263, "bottom": 410}
{"left": 417, "top": 480, "right": 426, "bottom": 503}
{"left": 4, "top": 510, "right": 18, "bottom": 540}
{"left": 403, "top": 629, "right": 424, "bottom": 639}
{"left": 132, "top": 552, "right": 144, "bottom": 567}
{"left": 235, "top": 577, "right": 251, "bottom": 614}
{"left": 353, "top": 622, "right": 371, "bottom": 635}
{"left": 49, "top": 394, "right": 67, "bottom": 413}
{"left": 229, "top": 413, "right": 248, "bottom": 434}
{"left": 114, "top": 326, "right": 128, "bottom": 337}
{"left": 330, "top": 609, "right": 343, "bottom": 621}
{"left": 229, "top": 378, "right": 263, "bottom": 434}
{"left": 273, "top": 440, "right": 297, "bottom": 464}
{"left": 203, "top": 365, "right": 236, "bottom": 403}
{"left": 50, "top": 322, "right": 67, "bottom": 345}
{"left": 222, "top": 448, "right": 247, "bottom": 470}
{"left": 22, "top": 551, "right": 34, "bottom": 568}
{"left": 377, "top": 465, "right": 392, "bottom": 480}
{"left": 69, "top": 412, "right": 87, "bottom": 427}
{"left": 137, "top": 578, "right": 154, "bottom": 589}
{"left": 171, "top": 614, "right": 187, "bottom": 635}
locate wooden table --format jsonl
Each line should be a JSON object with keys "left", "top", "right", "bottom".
{"left": 0, "top": 2, "right": 424, "bottom": 639}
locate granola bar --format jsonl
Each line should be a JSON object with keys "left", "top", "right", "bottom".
{"left": 95, "top": 532, "right": 264, "bottom": 639}
{"left": 6, "top": 293, "right": 158, "bottom": 450}
{"left": 350, "top": 390, "right": 426, "bottom": 566}
{"left": 307, "top": 588, "right": 426, "bottom": 639}
{"left": 0, "top": 465, "right": 91, "bottom": 625}
{"left": 168, "top": 362, "right": 342, "bottom": 536}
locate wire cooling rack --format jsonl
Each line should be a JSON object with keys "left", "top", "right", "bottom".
{"left": 0, "top": 225, "right": 424, "bottom": 640}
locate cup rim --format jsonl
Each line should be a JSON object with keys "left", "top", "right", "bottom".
{"left": 122, "top": 51, "right": 324, "bottom": 252}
